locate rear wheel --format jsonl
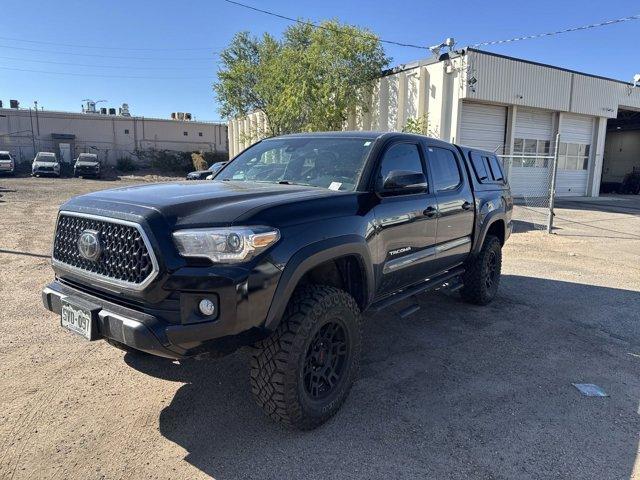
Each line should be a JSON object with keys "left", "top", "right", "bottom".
{"left": 249, "top": 285, "right": 362, "bottom": 430}
{"left": 460, "top": 235, "right": 502, "bottom": 305}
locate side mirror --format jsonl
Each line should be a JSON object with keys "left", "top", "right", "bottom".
{"left": 381, "top": 170, "right": 428, "bottom": 193}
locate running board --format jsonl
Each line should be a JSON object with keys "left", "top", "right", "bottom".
{"left": 369, "top": 267, "right": 465, "bottom": 313}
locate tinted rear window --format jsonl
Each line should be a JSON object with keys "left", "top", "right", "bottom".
{"left": 470, "top": 152, "right": 490, "bottom": 181}
{"left": 0, "top": 154, "right": 10, "bottom": 160}
{"left": 470, "top": 152, "right": 505, "bottom": 184}
{"left": 428, "top": 147, "right": 462, "bottom": 192}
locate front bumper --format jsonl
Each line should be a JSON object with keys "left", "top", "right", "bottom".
{"left": 75, "top": 167, "right": 100, "bottom": 176}
{"left": 42, "top": 274, "right": 276, "bottom": 359}
{"left": 0, "top": 164, "right": 13, "bottom": 173}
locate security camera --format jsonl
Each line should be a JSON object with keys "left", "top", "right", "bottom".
{"left": 429, "top": 45, "right": 442, "bottom": 56}
{"left": 429, "top": 37, "right": 456, "bottom": 57}
{"left": 634, "top": 73, "right": 640, "bottom": 87}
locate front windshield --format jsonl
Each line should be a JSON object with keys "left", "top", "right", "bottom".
{"left": 36, "top": 154, "right": 56, "bottom": 163}
{"left": 78, "top": 154, "right": 97, "bottom": 161}
{"left": 216, "top": 137, "right": 375, "bottom": 191}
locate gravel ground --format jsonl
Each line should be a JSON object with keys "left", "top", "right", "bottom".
{"left": 0, "top": 176, "right": 639, "bottom": 480}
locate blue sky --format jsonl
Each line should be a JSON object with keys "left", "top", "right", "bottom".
{"left": 1, "top": 1, "right": 638, "bottom": 121}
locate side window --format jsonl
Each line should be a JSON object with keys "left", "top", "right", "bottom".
{"left": 379, "top": 143, "right": 424, "bottom": 181}
{"left": 487, "top": 155, "right": 505, "bottom": 182}
{"left": 470, "top": 152, "right": 489, "bottom": 181}
{"left": 428, "top": 147, "right": 461, "bottom": 192}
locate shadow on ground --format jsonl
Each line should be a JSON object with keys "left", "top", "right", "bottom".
{"left": 124, "top": 275, "right": 640, "bottom": 480}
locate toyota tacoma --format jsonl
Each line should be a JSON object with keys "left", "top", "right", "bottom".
{"left": 42, "top": 132, "right": 512, "bottom": 430}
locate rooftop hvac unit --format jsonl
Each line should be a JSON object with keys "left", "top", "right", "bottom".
{"left": 184, "top": 113, "right": 192, "bottom": 121}
{"left": 108, "top": 108, "right": 116, "bottom": 115}
{"left": 10, "top": 99, "right": 19, "bottom": 109}
{"left": 0, "top": 100, "right": 3, "bottom": 108}
{"left": 171, "top": 112, "right": 177, "bottom": 120}
{"left": 100, "top": 107, "right": 107, "bottom": 115}
{"left": 119, "top": 103, "right": 130, "bottom": 116}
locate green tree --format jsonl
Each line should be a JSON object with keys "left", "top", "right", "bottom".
{"left": 214, "top": 21, "right": 390, "bottom": 135}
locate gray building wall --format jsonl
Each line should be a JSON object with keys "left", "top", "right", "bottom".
{"left": 0, "top": 108, "right": 228, "bottom": 165}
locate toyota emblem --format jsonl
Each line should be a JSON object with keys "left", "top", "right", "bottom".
{"left": 78, "top": 229, "right": 102, "bottom": 261}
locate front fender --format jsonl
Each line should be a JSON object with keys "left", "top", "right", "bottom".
{"left": 263, "top": 234, "right": 374, "bottom": 331}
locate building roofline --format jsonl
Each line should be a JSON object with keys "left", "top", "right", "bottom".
{"left": 0, "top": 107, "right": 226, "bottom": 125}
{"left": 465, "top": 48, "right": 634, "bottom": 87}
{"left": 380, "top": 47, "right": 634, "bottom": 87}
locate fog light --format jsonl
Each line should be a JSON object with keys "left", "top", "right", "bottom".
{"left": 198, "top": 298, "right": 216, "bottom": 316}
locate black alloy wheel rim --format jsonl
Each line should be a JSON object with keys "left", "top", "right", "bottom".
{"left": 303, "top": 321, "right": 349, "bottom": 400}
{"left": 485, "top": 250, "right": 497, "bottom": 290}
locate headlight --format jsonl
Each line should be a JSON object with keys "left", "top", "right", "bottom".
{"left": 172, "top": 226, "right": 280, "bottom": 264}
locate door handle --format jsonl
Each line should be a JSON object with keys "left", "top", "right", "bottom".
{"left": 423, "top": 206, "right": 437, "bottom": 217}
{"left": 461, "top": 201, "right": 472, "bottom": 211}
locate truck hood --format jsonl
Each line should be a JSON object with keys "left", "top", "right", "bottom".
{"left": 62, "top": 180, "right": 341, "bottom": 227}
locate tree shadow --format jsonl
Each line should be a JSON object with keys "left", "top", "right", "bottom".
{"left": 124, "top": 275, "right": 640, "bottom": 480}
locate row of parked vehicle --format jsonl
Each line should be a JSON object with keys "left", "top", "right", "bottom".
{"left": 0, "top": 151, "right": 102, "bottom": 178}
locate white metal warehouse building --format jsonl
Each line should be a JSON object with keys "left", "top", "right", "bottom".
{"left": 229, "top": 48, "right": 640, "bottom": 197}
{"left": 0, "top": 107, "right": 228, "bottom": 165}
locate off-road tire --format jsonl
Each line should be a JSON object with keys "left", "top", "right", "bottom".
{"left": 460, "top": 235, "right": 502, "bottom": 305}
{"left": 249, "top": 285, "right": 362, "bottom": 430}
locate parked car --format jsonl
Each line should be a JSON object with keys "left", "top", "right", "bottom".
{"left": 43, "top": 132, "right": 513, "bottom": 430}
{"left": 32, "top": 152, "right": 60, "bottom": 177}
{"left": 0, "top": 151, "right": 15, "bottom": 175}
{"left": 74, "top": 153, "right": 101, "bottom": 178}
{"left": 186, "top": 161, "right": 227, "bottom": 180}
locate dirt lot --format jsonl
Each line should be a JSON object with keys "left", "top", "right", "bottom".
{"left": 1, "top": 175, "right": 639, "bottom": 480}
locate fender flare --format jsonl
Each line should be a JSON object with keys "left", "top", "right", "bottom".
{"left": 473, "top": 210, "right": 507, "bottom": 255}
{"left": 263, "top": 235, "right": 374, "bottom": 331}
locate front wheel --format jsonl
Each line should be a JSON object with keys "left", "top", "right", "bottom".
{"left": 460, "top": 235, "right": 502, "bottom": 305}
{"left": 249, "top": 285, "right": 362, "bottom": 430}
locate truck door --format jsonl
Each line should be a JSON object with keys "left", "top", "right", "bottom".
{"left": 373, "top": 141, "right": 439, "bottom": 296}
{"left": 424, "top": 144, "right": 475, "bottom": 270}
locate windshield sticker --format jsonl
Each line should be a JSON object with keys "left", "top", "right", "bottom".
{"left": 364, "top": 141, "right": 371, "bottom": 146}
{"left": 329, "top": 182, "right": 342, "bottom": 191}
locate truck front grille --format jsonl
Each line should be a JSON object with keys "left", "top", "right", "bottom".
{"left": 52, "top": 212, "right": 158, "bottom": 289}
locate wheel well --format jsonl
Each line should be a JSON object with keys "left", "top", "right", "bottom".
{"left": 486, "top": 219, "right": 505, "bottom": 245}
{"left": 298, "top": 255, "right": 367, "bottom": 310}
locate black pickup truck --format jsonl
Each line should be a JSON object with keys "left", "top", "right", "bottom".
{"left": 42, "top": 132, "right": 512, "bottom": 430}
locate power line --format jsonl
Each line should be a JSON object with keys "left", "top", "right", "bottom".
{"left": 0, "top": 44, "right": 217, "bottom": 61}
{"left": 0, "top": 55, "right": 218, "bottom": 70}
{"left": 0, "top": 35, "right": 215, "bottom": 51}
{"left": 222, "top": 0, "right": 427, "bottom": 50}
{"left": 0, "top": 66, "right": 213, "bottom": 80}
{"left": 472, "top": 14, "right": 640, "bottom": 47}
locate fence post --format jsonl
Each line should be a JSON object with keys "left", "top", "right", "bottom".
{"left": 547, "top": 133, "right": 560, "bottom": 233}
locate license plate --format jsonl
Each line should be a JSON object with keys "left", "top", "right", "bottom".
{"left": 61, "top": 302, "right": 93, "bottom": 340}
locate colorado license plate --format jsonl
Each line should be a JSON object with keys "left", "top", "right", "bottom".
{"left": 61, "top": 301, "right": 93, "bottom": 340}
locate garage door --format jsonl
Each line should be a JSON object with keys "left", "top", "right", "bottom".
{"left": 557, "top": 113, "right": 594, "bottom": 197}
{"left": 459, "top": 102, "right": 507, "bottom": 153}
{"left": 508, "top": 107, "right": 554, "bottom": 197}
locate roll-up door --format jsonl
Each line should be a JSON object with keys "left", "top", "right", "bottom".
{"left": 459, "top": 102, "right": 507, "bottom": 153}
{"left": 557, "top": 113, "right": 594, "bottom": 197}
{"left": 508, "top": 107, "right": 554, "bottom": 197}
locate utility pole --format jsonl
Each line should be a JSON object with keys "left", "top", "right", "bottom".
{"left": 28, "top": 108, "right": 36, "bottom": 155}
{"left": 33, "top": 100, "right": 40, "bottom": 137}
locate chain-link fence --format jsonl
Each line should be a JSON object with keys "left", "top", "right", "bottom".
{"left": 499, "top": 134, "right": 560, "bottom": 232}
